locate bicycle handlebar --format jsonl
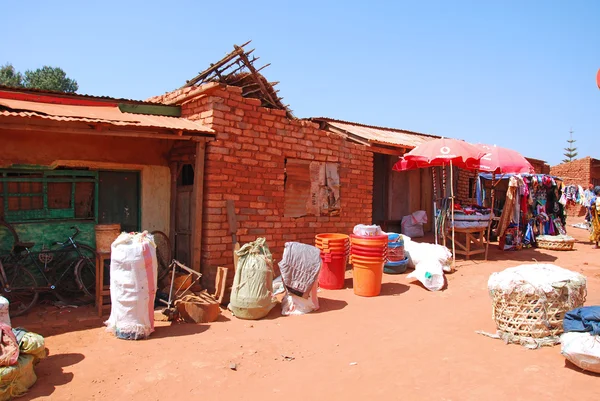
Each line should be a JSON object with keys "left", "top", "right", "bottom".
{"left": 70, "top": 226, "right": 80, "bottom": 239}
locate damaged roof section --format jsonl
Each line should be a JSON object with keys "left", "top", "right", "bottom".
{"left": 181, "top": 41, "right": 293, "bottom": 119}
{"left": 311, "top": 117, "right": 439, "bottom": 155}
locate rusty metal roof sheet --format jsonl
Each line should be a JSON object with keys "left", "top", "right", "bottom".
{"left": 0, "top": 84, "right": 162, "bottom": 105}
{"left": 311, "top": 117, "right": 439, "bottom": 149}
{"left": 0, "top": 98, "right": 213, "bottom": 134}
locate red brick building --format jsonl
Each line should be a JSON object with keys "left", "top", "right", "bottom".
{"left": 550, "top": 157, "right": 600, "bottom": 187}
{"left": 550, "top": 157, "right": 600, "bottom": 217}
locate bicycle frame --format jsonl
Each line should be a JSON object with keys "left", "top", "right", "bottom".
{"left": 1, "top": 227, "right": 91, "bottom": 292}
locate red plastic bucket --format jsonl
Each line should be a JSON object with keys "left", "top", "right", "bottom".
{"left": 350, "top": 247, "right": 387, "bottom": 257}
{"left": 319, "top": 253, "right": 347, "bottom": 290}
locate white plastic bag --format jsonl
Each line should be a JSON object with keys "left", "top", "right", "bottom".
{"left": 404, "top": 240, "right": 452, "bottom": 270}
{"left": 273, "top": 276, "right": 285, "bottom": 296}
{"left": 281, "top": 284, "right": 319, "bottom": 316}
{"left": 561, "top": 332, "right": 600, "bottom": 373}
{"left": 407, "top": 260, "right": 445, "bottom": 291}
{"left": 105, "top": 232, "right": 158, "bottom": 340}
{"left": 0, "top": 297, "right": 10, "bottom": 327}
{"left": 353, "top": 224, "right": 382, "bottom": 237}
{"left": 401, "top": 211, "right": 427, "bottom": 238}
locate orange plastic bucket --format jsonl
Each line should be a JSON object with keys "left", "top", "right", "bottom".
{"left": 352, "top": 260, "right": 384, "bottom": 297}
{"left": 350, "top": 254, "right": 386, "bottom": 264}
{"left": 316, "top": 233, "right": 349, "bottom": 244}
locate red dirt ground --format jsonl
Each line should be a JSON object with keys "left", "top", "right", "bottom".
{"left": 15, "top": 221, "right": 600, "bottom": 400}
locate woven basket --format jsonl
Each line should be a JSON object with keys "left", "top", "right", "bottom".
{"left": 536, "top": 238, "right": 575, "bottom": 251}
{"left": 489, "top": 271, "right": 586, "bottom": 346}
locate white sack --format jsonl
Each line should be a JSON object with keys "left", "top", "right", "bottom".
{"left": 407, "top": 260, "right": 446, "bottom": 291}
{"left": 561, "top": 332, "right": 600, "bottom": 374}
{"left": 281, "top": 283, "right": 320, "bottom": 316}
{"left": 105, "top": 232, "right": 158, "bottom": 340}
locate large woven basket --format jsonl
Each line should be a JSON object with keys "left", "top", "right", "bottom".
{"left": 488, "top": 264, "right": 587, "bottom": 347}
{"left": 536, "top": 235, "right": 576, "bottom": 251}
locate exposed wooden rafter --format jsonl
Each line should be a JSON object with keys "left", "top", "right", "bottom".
{"left": 180, "top": 41, "right": 293, "bottom": 119}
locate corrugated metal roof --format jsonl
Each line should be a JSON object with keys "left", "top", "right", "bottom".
{"left": 0, "top": 85, "right": 162, "bottom": 105}
{"left": 311, "top": 117, "right": 439, "bottom": 149}
{"left": 0, "top": 98, "right": 212, "bottom": 134}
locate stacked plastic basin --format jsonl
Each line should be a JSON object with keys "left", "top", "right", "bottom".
{"left": 384, "top": 233, "right": 409, "bottom": 274}
{"left": 349, "top": 234, "right": 387, "bottom": 296}
{"left": 315, "top": 233, "right": 350, "bottom": 290}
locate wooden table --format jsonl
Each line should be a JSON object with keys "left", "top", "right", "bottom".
{"left": 444, "top": 226, "right": 487, "bottom": 260}
{"left": 96, "top": 251, "right": 111, "bottom": 317}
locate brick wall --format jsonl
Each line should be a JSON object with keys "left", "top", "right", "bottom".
{"left": 155, "top": 84, "right": 373, "bottom": 288}
{"left": 550, "top": 157, "right": 592, "bottom": 187}
{"left": 456, "top": 169, "right": 478, "bottom": 205}
{"left": 526, "top": 158, "right": 550, "bottom": 174}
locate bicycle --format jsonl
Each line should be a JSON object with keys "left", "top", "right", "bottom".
{"left": 0, "top": 220, "right": 97, "bottom": 317}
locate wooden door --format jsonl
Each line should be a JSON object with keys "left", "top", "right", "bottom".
{"left": 98, "top": 171, "right": 140, "bottom": 233}
{"left": 175, "top": 185, "right": 192, "bottom": 265}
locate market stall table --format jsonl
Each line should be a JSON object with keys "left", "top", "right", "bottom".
{"left": 444, "top": 226, "right": 488, "bottom": 260}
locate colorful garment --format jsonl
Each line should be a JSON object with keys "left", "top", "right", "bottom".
{"left": 590, "top": 198, "right": 600, "bottom": 244}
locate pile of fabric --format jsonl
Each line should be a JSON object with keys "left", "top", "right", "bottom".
{"left": 278, "top": 242, "right": 321, "bottom": 315}
{"left": 561, "top": 306, "right": 600, "bottom": 373}
{"left": 0, "top": 297, "right": 47, "bottom": 400}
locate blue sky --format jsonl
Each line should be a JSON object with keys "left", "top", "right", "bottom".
{"left": 1, "top": 1, "right": 598, "bottom": 165}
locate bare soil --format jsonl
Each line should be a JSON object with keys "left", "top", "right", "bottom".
{"left": 15, "top": 221, "right": 600, "bottom": 400}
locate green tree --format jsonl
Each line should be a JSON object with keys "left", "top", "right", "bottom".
{"left": 562, "top": 129, "right": 578, "bottom": 163}
{"left": 23, "top": 66, "right": 78, "bottom": 93}
{"left": 0, "top": 63, "right": 78, "bottom": 93}
{"left": 0, "top": 63, "right": 24, "bottom": 88}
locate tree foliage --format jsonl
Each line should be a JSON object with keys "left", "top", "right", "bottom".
{"left": 562, "top": 129, "right": 578, "bottom": 163}
{"left": 0, "top": 63, "right": 78, "bottom": 93}
{"left": 0, "top": 64, "right": 24, "bottom": 88}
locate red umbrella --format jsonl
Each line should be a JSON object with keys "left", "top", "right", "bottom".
{"left": 395, "top": 138, "right": 484, "bottom": 268}
{"left": 474, "top": 144, "right": 534, "bottom": 260}
{"left": 475, "top": 144, "right": 534, "bottom": 174}
{"left": 403, "top": 137, "right": 484, "bottom": 169}
{"left": 392, "top": 157, "right": 431, "bottom": 172}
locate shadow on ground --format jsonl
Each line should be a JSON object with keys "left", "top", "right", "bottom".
{"left": 152, "top": 322, "right": 210, "bottom": 339}
{"left": 21, "top": 353, "right": 84, "bottom": 400}
{"left": 315, "top": 297, "right": 348, "bottom": 313}
{"left": 564, "top": 360, "right": 600, "bottom": 377}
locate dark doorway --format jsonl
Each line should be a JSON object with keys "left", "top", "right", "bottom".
{"left": 175, "top": 164, "right": 194, "bottom": 265}
{"left": 372, "top": 153, "right": 390, "bottom": 223}
{"left": 98, "top": 171, "right": 140, "bottom": 233}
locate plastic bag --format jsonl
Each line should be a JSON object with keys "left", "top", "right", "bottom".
{"left": 105, "top": 232, "right": 158, "bottom": 340}
{"left": 353, "top": 224, "right": 382, "bottom": 236}
{"left": 561, "top": 332, "right": 600, "bottom": 373}
{"left": 228, "top": 238, "right": 277, "bottom": 320}
{"left": 0, "top": 355, "right": 36, "bottom": 401}
{"left": 404, "top": 240, "right": 452, "bottom": 270}
{"left": 401, "top": 211, "right": 427, "bottom": 238}
{"left": 19, "top": 332, "right": 46, "bottom": 362}
{"left": 407, "top": 260, "right": 445, "bottom": 291}
{"left": 281, "top": 283, "right": 320, "bottom": 316}
{"left": 0, "top": 298, "right": 9, "bottom": 328}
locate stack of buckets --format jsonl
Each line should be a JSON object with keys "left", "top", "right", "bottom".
{"left": 349, "top": 234, "right": 387, "bottom": 296}
{"left": 384, "top": 233, "right": 409, "bottom": 274}
{"left": 315, "top": 234, "right": 350, "bottom": 290}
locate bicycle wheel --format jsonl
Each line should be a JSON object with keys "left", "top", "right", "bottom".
{"left": 1, "top": 264, "right": 39, "bottom": 317}
{"left": 151, "top": 231, "right": 171, "bottom": 281}
{"left": 52, "top": 244, "right": 96, "bottom": 300}
{"left": 74, "top": 244, "right": 97, "bottom": 297}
